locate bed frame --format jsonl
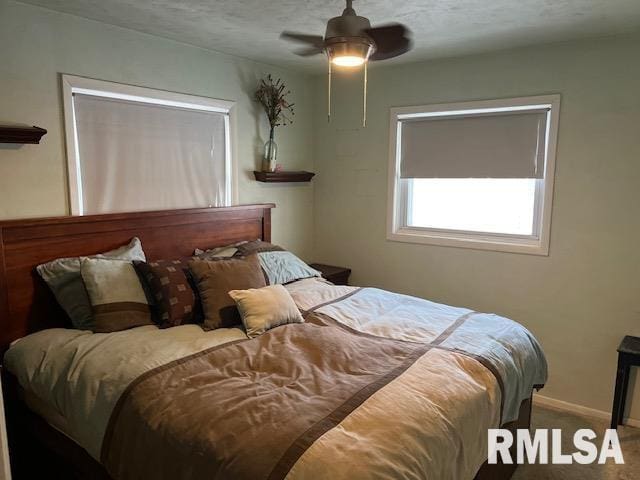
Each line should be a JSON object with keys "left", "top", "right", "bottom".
{"left": 0, "top": 204, "right": 273, "bottom": 354}
{"left": 0, "top": 204, "right": 528, "bottom": 479}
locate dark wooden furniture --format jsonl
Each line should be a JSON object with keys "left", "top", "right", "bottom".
{"left": 0, "top": 204, "right": 274, "bottom": 479}
{"left": 3, "top": 369, "right": 112, "bottom": 479}
{"left": 309, "top": 263, "right": 351, "bottom": 285}
{"left": 0, "top": 124, "right": 47, "bottom": 144}
{"left": 475, "top": 397, "right": 532, "bottom": 480}
{"left": 0, "top": 204, "right": 528, "bottom": 480}
{"left": 0, "top": 204, "right": 274, "bottom": 354}
{"left": 253, "top": 171, "right": 315, "bottom": 183}
{"left": 611, "top": 335, "right": 640, "bottom": 429}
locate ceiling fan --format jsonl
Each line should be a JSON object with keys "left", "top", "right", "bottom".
{"left": 280, "top": 0, "right": 412, "bottom": 126}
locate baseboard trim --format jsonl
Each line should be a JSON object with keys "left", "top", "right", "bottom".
{"left": 533, "top": 394, "right": 640, "bottom": 429}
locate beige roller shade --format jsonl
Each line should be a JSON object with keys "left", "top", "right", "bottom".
{"left": 400, "top": 109, "right": 548, "bottom": 179}
{"left": 73, "top": 93, "right": 228, "bottom": 214}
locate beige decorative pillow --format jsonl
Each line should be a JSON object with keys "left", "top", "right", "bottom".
{"left": 80, "top": 258, "right": 153, "bottom": 333}
{"left": 229, "top": 285, "right": 304, "bottom": 338}
{"left": 36, "top": 237, "right": 146, "bottom": 330}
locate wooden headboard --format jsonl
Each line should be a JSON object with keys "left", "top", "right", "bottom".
{"left": 0, "top": 204, "right": 274, "bottom": 353}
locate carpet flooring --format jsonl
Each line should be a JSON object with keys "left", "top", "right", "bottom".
{"left": 512, "top": 405, "right": 640, "bottom": 480}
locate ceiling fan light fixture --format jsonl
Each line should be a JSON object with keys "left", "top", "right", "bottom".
{"left": 281, "top": 0, "right": 412, "bottom": 126}
{"left": 331, "top": 55, "right": 366, "bottom": 67}
{"left": 326, "top": 38, "right": 374, "bottom": 68}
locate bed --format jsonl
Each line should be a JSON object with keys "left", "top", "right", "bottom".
{"left": 0, "top": 204, "right": 546, "bottom": 480}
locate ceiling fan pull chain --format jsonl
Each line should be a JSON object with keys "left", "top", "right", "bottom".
{"left": 328, "top": 59, "right": 332, "bottom": 123}
{"left": 362, "top": 60, "right": 368, "bottom": 128}
{"left": 280, "top": 0, "right": 411, "bottom": 126}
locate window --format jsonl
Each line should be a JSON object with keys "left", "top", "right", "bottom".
{"left": 388, "top": 95, "right": 560, "bottom": 255}
{"left": 62, "top": 75, "right": 236, "bottom": 215}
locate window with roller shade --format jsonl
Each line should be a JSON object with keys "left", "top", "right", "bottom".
{"left": 387, "top": 95, "right": 560, "bottom": 255}
{"left": 62, "top": 75, "right": 235, "bottom": 215}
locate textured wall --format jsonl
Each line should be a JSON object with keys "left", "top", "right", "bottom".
{"left": 312, "top": 33, "right": 640, "bottom": 419}
{"left": 15, "top": 0, "right": 640, "bottom": 72}
{"left": 0, "top": 0, "right": 314, "bottom": 258}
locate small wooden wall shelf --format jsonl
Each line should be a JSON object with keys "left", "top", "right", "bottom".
{"left": 0, "top": 124, "right": 47, "bottom": 144}
{"left": 253, "top": 171, "right": 315, "bottom": 183}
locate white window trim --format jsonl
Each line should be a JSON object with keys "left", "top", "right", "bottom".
{"left": 387, "top": 95, "right": 560, "bottom": 256}
{"left": 62, "top": 74, "right": 238, "bottom": 215}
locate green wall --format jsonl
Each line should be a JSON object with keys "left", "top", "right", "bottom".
{"left": 0, "top": 0, "right": 315, "bottom": 257}
{"left": 312, "top": 32, "right": 640, "bottom": 420}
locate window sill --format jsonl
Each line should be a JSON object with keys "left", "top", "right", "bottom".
{"left": 387, "top": 227, "right": 549, "bottom": 256}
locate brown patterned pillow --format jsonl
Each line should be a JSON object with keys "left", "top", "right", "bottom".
{"left": 134, "top": 259, "right": 201, "bottom": 328}
{"left": 235, "top": 240, "right": 284, "bottom": 256}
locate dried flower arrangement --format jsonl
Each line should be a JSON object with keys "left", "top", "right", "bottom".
{"left": 254, "top": 74, "right": 295, "bottom": 129}
{"left": 254, "top": 75, "right": 295, "bottom": 171}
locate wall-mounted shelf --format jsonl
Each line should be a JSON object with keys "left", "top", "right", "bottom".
{"left": 0, "top": 124, "right": 47, "bottom": 144}
{"left": 253, "top": 171, "right": 315, "bottom": 183}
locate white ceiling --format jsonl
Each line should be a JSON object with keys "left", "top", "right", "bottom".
{"left": 20, "top": 0, "right": 640, "bottom": 72}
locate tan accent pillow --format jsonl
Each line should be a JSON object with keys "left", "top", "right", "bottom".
{"left": 80, "top": 258, "right": 153, "bottom": 333}
{"left": 229, "top": 285, "right": 304, "bottom": 338}
{"left": 188, "top": 255, "right": 266, "bottom": 331}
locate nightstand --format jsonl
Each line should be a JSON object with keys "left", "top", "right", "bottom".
{"left": 309, "top": 264, "right": 351, "bottom": 286}
{"left": 611, "top": 335, "right": 640, "bottom": 429}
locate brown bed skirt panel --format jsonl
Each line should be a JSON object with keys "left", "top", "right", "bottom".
{"left": 3, "top": 368, "right": 532, "bottom": 480}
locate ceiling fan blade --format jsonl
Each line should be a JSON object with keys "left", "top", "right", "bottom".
{"left": 293, "top": 46, "right": 325, "bottom": 57}
{"left": 364, "top": 23, "right": 412, "bottom": 61}
{"left": 280, "top": 31, "right": 325, "bottom": 49}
